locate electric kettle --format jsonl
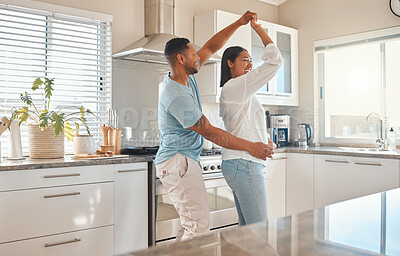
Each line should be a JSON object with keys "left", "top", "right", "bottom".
{"left": 297, "top": 123, "right": 312, "bottom": 146}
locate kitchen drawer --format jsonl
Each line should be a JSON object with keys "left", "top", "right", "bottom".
{"left": 0, "top": 165, "right": 113, "bottom": 192}
{"left": 0, "top": 226, "right": 113, "bottom": 256}
{"left": 353, "top": 157, "right": 400, "bottom": 198}
{"left": 0, "top": 182, "right": 113, "bottom": 243}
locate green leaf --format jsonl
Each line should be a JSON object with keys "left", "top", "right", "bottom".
{"left": 74, "top": 122, "right": 80, "bottom": 135}
{"left": 86, "top": 109, "right": 94, "bottom": 115}
{"left": 32, "top": 78, "right": 43, "bottom": 91}
{"left": 79, "top": 106, "right": 85, "bottom": 117}
{"left": 64, "top": 122, "right": 74, "bottom": 141}
{"left": 80, "top": 116, "right": 91, "bottom": 135}
{"left": 44, "top": 78, "right": 54, "bottom": 100}
{"left": 39, "top": 110, "right": 50, "bottom": 130}
{"left": 20, "top": 92, "right": 33, "bottom": 106}
{"left": 18, "top": 107, "right": 29, "bottom": 126}
{"left": 51, "top": 112, "right": 65, "bottom": 137}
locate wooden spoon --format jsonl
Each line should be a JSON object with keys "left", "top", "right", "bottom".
{"left": 0, "top": 116, "right": 10, "bottom": 136}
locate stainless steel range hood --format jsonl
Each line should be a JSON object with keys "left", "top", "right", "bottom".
{"left": 112, "top": 0, "right": 221, "bottom": 65}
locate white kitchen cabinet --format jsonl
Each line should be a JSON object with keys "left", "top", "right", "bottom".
{"left": 0, "top": 226, "right": 113, "bottom": 256}
{"left": 285, "top": 153, "right": 313, "bottom": 215}
{"left": 264, "top": 153, "right": 286, "bottom": 219}
{"left": 353, "top": 157, "right": 399, "bottom": 198}
{"left": 194, "top": 10, "right": 251, "bottom": 103}
{"left": 114, "top": 163, "right": 148, "bottom": 255}
{"left": 0, "top": 161, "right": 150, "bottom": 255}
{"left": 314, "top": 155, "right": 354, "bottom": 208}
{"left": 0, "top": 182, "right": 113, "bottom": 244}
{"left": 194, "top": 10, "right": 298, "bottom": 106}
{"left": 253, "top": 22, "right": 298, "bottom": 106}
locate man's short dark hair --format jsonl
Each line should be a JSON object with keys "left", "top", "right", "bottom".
{"left": 164, "top": 37, "right": 190, "bottom": 65}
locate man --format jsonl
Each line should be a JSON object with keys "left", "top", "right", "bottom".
{"left": 155, "top": 11, "right": 274, "bottom": 241}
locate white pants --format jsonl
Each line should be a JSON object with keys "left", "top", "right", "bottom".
{"left": 156, "top": 153, "right": 210, "bottom": 241}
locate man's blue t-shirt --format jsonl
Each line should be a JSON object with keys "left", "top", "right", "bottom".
{"left": 155, "top": 74, "right": 203, "bottom": 164}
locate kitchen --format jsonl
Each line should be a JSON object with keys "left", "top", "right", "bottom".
{"left": 1, "top": 0, "right": 400, "bottom": 255}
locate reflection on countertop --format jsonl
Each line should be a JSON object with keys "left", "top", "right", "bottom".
{"left": 129, "top": 187, "right": 400, "bottom": 256}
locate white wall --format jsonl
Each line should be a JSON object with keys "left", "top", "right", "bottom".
{"left": 277, "top": 0, "right": 400, "bottom": 142}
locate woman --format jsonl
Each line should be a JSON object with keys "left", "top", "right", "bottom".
{"left": 219, "top": 18, "right": 283, "bottom": 225}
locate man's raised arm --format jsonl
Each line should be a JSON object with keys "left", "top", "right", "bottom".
{"left": 197, "top": 11, "right": 257, "bottom": 69}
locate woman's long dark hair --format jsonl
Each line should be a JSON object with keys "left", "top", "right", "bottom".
{"left": 220, "top": 46, "right": 248, "bottom": 87}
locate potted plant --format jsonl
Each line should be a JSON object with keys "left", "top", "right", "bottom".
{"left": 11, "top": 78, "right": 96, "bottom": 159}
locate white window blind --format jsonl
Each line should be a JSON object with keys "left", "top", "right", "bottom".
{"left": 0, "top": 4, "right": 112, "bottom": 156}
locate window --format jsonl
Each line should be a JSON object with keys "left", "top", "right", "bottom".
{"left": 0, "top": 3, "right": 112, "bottom": 155}
{"left": 315, "top": 27, "right": 400, "bottom": 143}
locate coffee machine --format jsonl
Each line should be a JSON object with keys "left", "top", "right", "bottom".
{"left": 267, "top": 114, "right": 290, "bottom": 147}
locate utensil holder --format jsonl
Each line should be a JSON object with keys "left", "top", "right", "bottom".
{"left": 109, "top": 128, "right": 121, "bottom": 154}
{"left": 100, "top": 125, "right": 110, "bottom": 146}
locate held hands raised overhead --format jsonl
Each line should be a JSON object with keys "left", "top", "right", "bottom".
{"left": 237, "top": 11, "right": 257, "bottom": 26}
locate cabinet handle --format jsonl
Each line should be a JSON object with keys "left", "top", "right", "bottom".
{"left": 355, "top": 162, "right": 382, "bottom": 167}
{"left": 272, "top": 157, "right": 287, "bottom": 160}
{"left": 118, "top": 168, "right": 147, "bottom": 173}
{"left": 43, "top": 173, "right": 80, "bottom": 179}
{"left": 44, "top": 238, "right": 81, "bottom": 248}
{"left": 44, "top": 192, "right": 81, "bottom": 199}
{"left": 274, "top": 93, "right": 291, "bottom": 97}
{"left": 325, "top": 159, "right": 349, "bottom": 164}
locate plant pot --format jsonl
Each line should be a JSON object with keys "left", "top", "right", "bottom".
{"left": 73, "top": 135, "right": 96, "bottom": 155}
{"left": 28, "top": 124, "right": 64, "bottom": 159}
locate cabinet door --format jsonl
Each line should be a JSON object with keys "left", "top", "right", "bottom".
{"left": 314, "top": 155, "right": 354, "bottom": 208}
{"left": 214, "top": 10, "right": 251, "bottom": 56}
{"left": 255, "top": 23, "right": 298, "bottom": 106}
{"left": 353, "top": 157, "right": 400, "bottom": 198}
{"left": 274, "top": 25, "right": 297, "bottom": 97}
{"left": 114, "top": 163, "right": 148, "bottom": 254}
{"left": 264, "top": 154, "right": 286, "bottom": 219}
{"left": 285, "top": 153, "right": 313, "bottom": 215}
{"left": 0, "top": 226, "right": 113, "bottom": 256}
{"left": 194, "top": 10, "right": 251, "bottom": 103}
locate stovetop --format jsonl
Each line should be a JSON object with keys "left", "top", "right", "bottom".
{"left": 121, "top": 146, "right": 159, "bottom": 155}
{"left": 200, "top": 150, "right": 221, "bottom": 156}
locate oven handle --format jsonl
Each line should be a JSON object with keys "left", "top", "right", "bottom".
{"left": 155, "top": 173, "right": 225, "bottom": 181}
{"left": 203, "top": 173, "right": 225, "bottom": 180}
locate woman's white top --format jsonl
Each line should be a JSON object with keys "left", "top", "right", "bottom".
{"left": 219, "top": 43, "right": 283, "bottom": 166}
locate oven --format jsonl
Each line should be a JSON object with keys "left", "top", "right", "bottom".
{"left": 154, "top": 154, "right": 238, "bottom": 244}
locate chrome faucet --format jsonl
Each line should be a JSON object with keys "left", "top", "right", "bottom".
{"left": 366, "top": 112, "right": 387, "bottom": 150}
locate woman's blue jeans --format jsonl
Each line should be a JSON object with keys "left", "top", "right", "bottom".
{"left": 221, "top": 159, "right": 268, "bottom": 226}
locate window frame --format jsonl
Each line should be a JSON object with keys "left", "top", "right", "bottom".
{"left": 314, "top": 26, "right": 400, "bottom": 145}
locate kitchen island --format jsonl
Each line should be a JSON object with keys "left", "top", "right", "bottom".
{"left": 129, "top": 186, "right": 400, "bottom": 256}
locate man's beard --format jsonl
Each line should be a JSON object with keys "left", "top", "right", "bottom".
{"left": 185, "top": 64, "right": 198, "bottom": 75}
